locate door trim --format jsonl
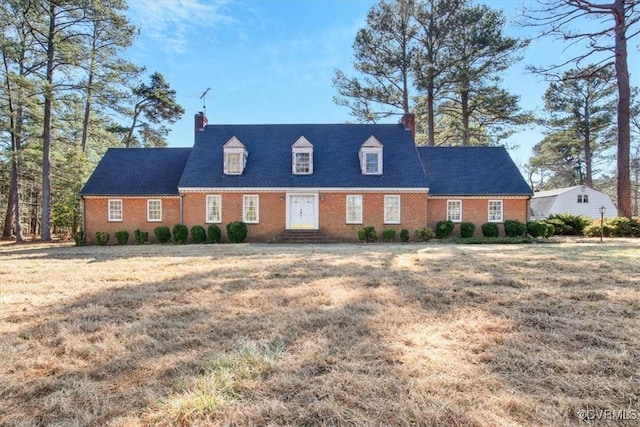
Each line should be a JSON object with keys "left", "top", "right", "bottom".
{"left": 286, "top": 193, "right": 319, "bottom": 230}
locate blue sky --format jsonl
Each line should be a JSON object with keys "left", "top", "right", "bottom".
{"left": 124, "top": 0, "right": 638, "bottom": 167}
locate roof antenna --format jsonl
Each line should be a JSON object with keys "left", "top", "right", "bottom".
{"left": 199, "top": 87, "right": 211, "bottom": 116}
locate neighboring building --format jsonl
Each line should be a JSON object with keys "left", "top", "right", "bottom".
{"left": 80, "top": 113, "right": 532, "bottom": 243}
{"left": 530, "top": 185, "right": 618, "bottom": 220}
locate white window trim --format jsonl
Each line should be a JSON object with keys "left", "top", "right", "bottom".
{"left": 384, "top": 195, "right": 401, "bottom": 224}
{"left": 346, "top": 195, "right": 363, "bottom": 224}
{"left": 108, "top": 199, "right": 122, "bottom": 222}
{"left": 147, "top": 199, "right": 162, "bottom": 222}
{"left": 206, "top": 195, "right": 222, "bottom": 223}
{"left": 243, "top": 195, "right": 259, "bottom": 224}
{"left": 447, "top": 200, "right": 462, "bottom": 223}
{"left": 488, "top": 200, "right": 503, "bottom": 223}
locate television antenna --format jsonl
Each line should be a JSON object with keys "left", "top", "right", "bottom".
{"left": 199, "top": 87, "right": 211, "bottom": 115}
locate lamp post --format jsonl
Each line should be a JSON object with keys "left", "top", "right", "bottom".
{"left": 599, "top": 206, "right": 606, "bottom": 243}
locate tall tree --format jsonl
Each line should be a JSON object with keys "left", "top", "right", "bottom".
{"left": 524, "top": 0, "right": 640, "bottom": 217}
{"left": 121, "top": 71, "right": 184, "bottom": 148}
{"left": 332, "top": 0, "right": 416, "bottom": 122}
{"left": 441, "top": 4, "right": 530, "bottom": 146}
{"left": 540, "top": 65, "right": 617, "bottom": 187}
{"left": 412, "top": 0, "right": 466, "bottom": 145}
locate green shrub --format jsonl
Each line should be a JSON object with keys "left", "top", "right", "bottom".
{"left": 400, "top": 229, "right": 410, "bottom": 242}
{"left": 460, "top": 222, "right": 476, "bottom": 238}
{"left": 153, "top": 226, "right": 171, "bottom": 244}
{"left": 226, "top": 221, "right": 248, "bottom": 243}
{"left": 414, "top": 227, "right": 434, "bottom": 242}
{"left": 191, "top": 225, "right": 207, "bottom": 243}
{"left": 382, "top": 228, "right": 396, "bottom": 242}
{"left": 546, "top": 213, "right": 592, "bottom": 236}
{"left": 207, "top": 224, "right": 222, "bottom": 243}
{"left": 481, "top": 222, "right": 499, "bottom": 238}
{"left": 543, "top": 222, "right": 555, "bottom": 238}
{"left": 172, "top": 224, "right": 189, "bottom": 244}
{"left": 504, "top": 219, "right": 526, "bottom": 237}
{"left": 358, "top": 226, "right": 378, "bottom": 243}
{"left": 74, "top": 229, "right": 86, "bottom": 246}
{"left": 115, "top": 230, "right": 129, "bottom": 245}
{"left": 435, "top": 220, "right": 455, "bottom": 238}
{"left": 527, "top": 221, "right": 547, "bottom": 238}
{"left": 95, "top": 231, "right": 110, "bottom": 246}
{"left": 584, "top": 217, "right": 640, "bottom": 237}
{"left": 133, "top": 229, "right": 149, "bottom": 244}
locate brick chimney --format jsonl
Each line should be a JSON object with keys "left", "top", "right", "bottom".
{"left": 194, "top": 111, "right": 208, "bottom": 140}
{"left": 400, "top": 113, "right": 416, "bottom": 142}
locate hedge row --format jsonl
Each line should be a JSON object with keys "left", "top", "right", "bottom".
{"left": 78, "top": 222, "right": 248, "bottom": 246}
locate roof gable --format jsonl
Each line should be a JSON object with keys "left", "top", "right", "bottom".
{"left": 417, "top": 146, "right": 532, "bottom": 196}
{"left": 292, "top": 136, "right": 313, "bottom": 148}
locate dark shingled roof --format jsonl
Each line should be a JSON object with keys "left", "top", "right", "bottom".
{"left": 178, "top": 124, "right": 428, "bottom": 189}
{"left": 417, "top": 146, "right": 532, "bottom": 196}
{"left": 80, "top": 148, "right": 191, "bottom": 195}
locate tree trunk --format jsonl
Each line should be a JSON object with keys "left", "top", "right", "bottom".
{"left": 461, "top": 82, "right": 470, "bottom": 146}
{"left": 427, "top": 80, "right": 435, "bottom": 146}
{"left": 41, "top": 2, "right": 56, "bottom": 241}
{"left": 81, "top": 26, "right": 97, "bottom": 153}
{"left": 613, "top": 0, "right": 631, "bottom": 218}
{"left": 583, "top": 101, "right": 593, "bottom": 187}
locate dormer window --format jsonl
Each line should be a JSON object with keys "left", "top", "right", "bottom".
{"left": 223, "top": 136, "right": 248, "bottom": 175}
{"left": 292, "top": 136, "right": 313, "bottom": 175}
{"left": 359, "top": 136, "right": 383, "bottom": 175}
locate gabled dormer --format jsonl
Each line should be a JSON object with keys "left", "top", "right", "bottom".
{"left": 359, "top": 136, "right": 383, "bottom": 175}
{"left": 223, "top": 136, "right": 248, "bottom": 175}
{"left": 292, "top": 136, "right": 313, "bottom": 175}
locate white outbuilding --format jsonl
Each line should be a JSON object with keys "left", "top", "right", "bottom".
{"left": 530, "top": 185, "right": 618, "bottom": 220}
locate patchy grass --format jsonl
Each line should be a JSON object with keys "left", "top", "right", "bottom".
{"left": 1, "top": 241, "right": 639, "bottom": 426}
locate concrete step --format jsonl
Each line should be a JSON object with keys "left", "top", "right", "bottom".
{"left": 270, "top": 230, "right": 338, "bottom": 244}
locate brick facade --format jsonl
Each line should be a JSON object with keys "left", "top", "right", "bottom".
{"left": 427, "top": 197, "right": 529, "bottom": 237}
{"left": 84, "top": 191, "right": 430, "bottom": 243}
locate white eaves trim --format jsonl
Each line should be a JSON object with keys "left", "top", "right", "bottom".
{"left": 180, "top": 187, "right": 429, "bottom": 194}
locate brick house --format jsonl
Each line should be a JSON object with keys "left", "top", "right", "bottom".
{"left": 80, "top": 113, "right": 532, "bottom": 243}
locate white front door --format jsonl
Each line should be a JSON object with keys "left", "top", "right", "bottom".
{"left": 288, "top": 194, "right": 318, "bottom": 229}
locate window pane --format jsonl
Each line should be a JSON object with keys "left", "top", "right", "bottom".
{"left": 243, "top": 195, "right": 258, "bottom": 223}
{"left": 109, "top": 200, "right": 122, "bottom": 221}
{"left": 447, "top": 200, "right": 461, "bottom": 222}
{"left": 148, "top": 200, "right": 162, "bottom": 221}
{"left": 384, "top": 196, "right": 400, "bottom": 223}
{"left": 365, "top": 153, "right": 378, "bottom": 174}
{"left": 488, "top": 200, "right": 502, "bottom": 222}
{"left": 295, "top": 152, "right": 310, "bottom": 174}
{"left": 206, "top": 196, "right": 221, "bottom": 223}
{"left": 346, "top": 195, "right": 362, "bottom": 223}
{"left": 227, "top": 153, "right": 242, "bottom": 174}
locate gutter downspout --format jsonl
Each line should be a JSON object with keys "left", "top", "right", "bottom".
{"left": 179, "top": 192, "right": 184, "bottom": 224}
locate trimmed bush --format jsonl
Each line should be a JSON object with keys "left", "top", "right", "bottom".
{"left": 358, "top": 226, "right": 378, "bottom": 243}
{"left": 584, "top": 217, "right": 640, "bottom": 238}
{"left": 74, "top": 229, "right": 86, "bottom": 247}
{"left": 115, "top": 230, "right": 129, "bottom": 245}
{"left": 173, "top": 224, "right": 189, "bottom": 244}
{"left": 400, "top": 229, "right": 410, "bottom": 242}
{"left": 226, "top": 221, "right": 248, "bottom": 243}
{"left": 527, "top": 221, "right": 547, "bottom": 238}
{"left": 460, "top": 222, "right": 476, "bottom": 238}
{"left": 414, "top": 227, "right": 434, "bottom": 242}
{"left": 504, "top": 219, "right": 526, "bottom": 237}
{"left": 207, "top": 224, "right": 222, "bottom": 243}
{"left": 382, "top": 228, "right": 396, "bottom": 242}
{"left": 481, "top": 222, "right": 500, "bottom": 238}
{"left": 543, "top": 222, "right": 555, "bottom": 238}
{"left": 191, "top": 225, "right": 207, "bottom": 243}
{"left": 154, "top": 226, "right": 171, "bottom": 244}
{"left": 435, "top": 220, "right": 455, "bottom": 238}
{"left": 546, "top": 213, "right": 592, "bottom": 236}
{"left": 95, "top": 232, "right": 110, "bottom": 246}
{"left": 134, "top": 229, "right": 149, "bottom": 244}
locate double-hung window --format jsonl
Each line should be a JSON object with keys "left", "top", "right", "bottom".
{"left": 359, "top": 136, "right": 383, "bottom": 175}
{"left": 147, "top": 199, "right": 162, "bottom": 222}
{"left": 384, "top": 195, "right": 401, "bottom": 224}
{"left": 243, "top": 195, "right": 259, "bottom": 223}
{"left": 577, "top": 194, "right": 589, "bottom": 203}
{"left": 108, "top": 199, "right": 122, "bottom": 222}
{"left": 223, "top": 137, "right": 248, "bottom": 175}
{"left": 447, "top": 200, "right": 462, "bottom": 222}
{"left": 346, "top": 195, "right": 363, "bottom": 224}
{"left": 292, "top": 137, "right": 313, "bottom": 175}
{"left": 206, "top": 195, "right": 222, "bottom": 223}
{"left": 488, "top": 200, "right": 503, "bottom": 222}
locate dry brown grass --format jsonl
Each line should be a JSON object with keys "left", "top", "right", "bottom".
{"left": 1, "top": 240, "right": 639, "bottom": 426}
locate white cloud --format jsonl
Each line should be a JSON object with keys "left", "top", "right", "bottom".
{"left": 127, "top": 0, "right": 238, "bottom": 54}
